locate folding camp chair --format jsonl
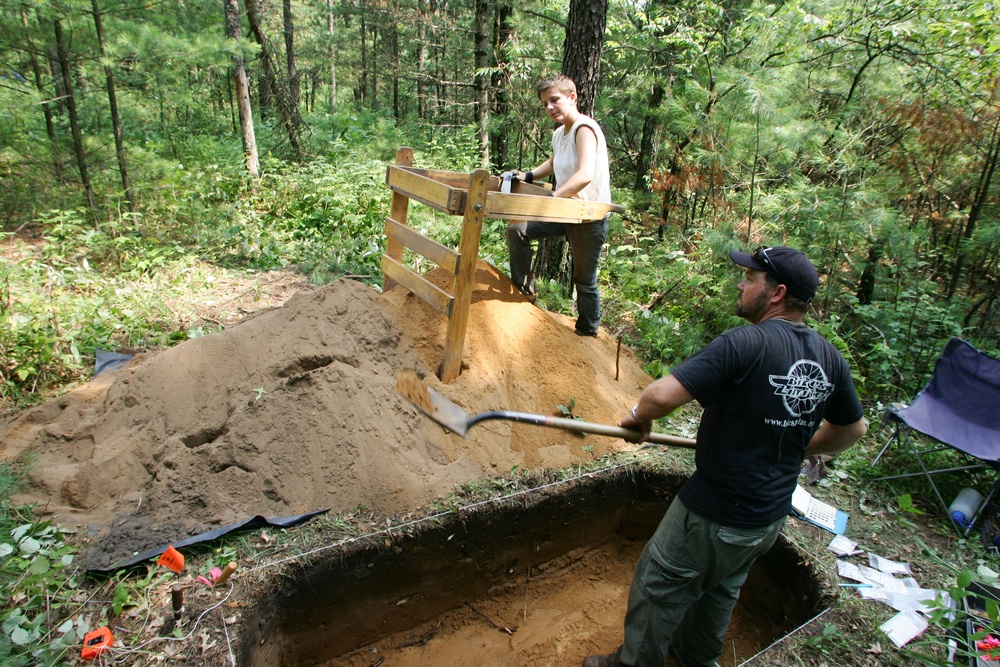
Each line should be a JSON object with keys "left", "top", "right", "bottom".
{"left": 872, "top": 337, "right": 1000, "bottom": 537}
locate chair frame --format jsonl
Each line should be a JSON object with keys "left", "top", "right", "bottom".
{"left": 873, "top": 411, "right": 1000, "bottom": 537}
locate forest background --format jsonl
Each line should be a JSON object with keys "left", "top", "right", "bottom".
{"left": 2, "top": 0, "right": 1000, "bottom": 410}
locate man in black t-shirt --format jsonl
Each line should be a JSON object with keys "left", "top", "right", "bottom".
{"left": 583, "top": 246, "right": 867, "bottom": 667}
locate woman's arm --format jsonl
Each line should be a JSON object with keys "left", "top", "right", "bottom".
{"left": 513, "top": 157, "right": 553, "bottom": 185}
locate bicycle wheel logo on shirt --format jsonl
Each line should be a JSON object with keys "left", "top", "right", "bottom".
{"left": 768, "top": 360, "right": 835, "bottom": 417}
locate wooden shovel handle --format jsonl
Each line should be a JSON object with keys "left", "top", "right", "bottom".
{"left": 467, "top": 411, "right": 696, "bottom": 448}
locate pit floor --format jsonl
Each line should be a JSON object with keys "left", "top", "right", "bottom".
{"left": 325, "top": 538, "right": 786, "bottom": 667}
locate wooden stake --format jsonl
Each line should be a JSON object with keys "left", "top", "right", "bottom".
{"left": 171, "top": 584, "right": 183, "bottom": 619}
{"left": 215, "top": 561, "right": 238, "bottom": 585}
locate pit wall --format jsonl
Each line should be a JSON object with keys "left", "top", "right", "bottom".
{"left": 239, "top": 468, "right": 826, "bottom": 667}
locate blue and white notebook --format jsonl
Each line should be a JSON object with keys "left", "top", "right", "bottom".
{"left": 791, "top": 484, "right": 848, "bottom": 534}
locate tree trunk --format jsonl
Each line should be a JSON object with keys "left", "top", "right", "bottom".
{"left": 534, "top": 238, "right": 572, "bottom": 296}
{"left": 53, "top": 19, "right": 97, "bottom": 214}
{"left": 490, "top": 0, "right": 513, "bottom": 169}
{"left": 391, "top": 0, "right": 400, "bottom": 122}
{"left": 282, "top": 0, "right": 305, "bottom": 159}
{"left": 245, "top": 0, "right": 302, "bottom": 160}
{"left": 283, "top": 0, "right": 299, "bottom": 113}
{"left": 48, "top": 45, "right": 68, "bottom": 117}
{"left": 562, "top": 0, "right": 607, "bottom": 117}
{"left": 327, "top": 0, "right": 337, "bottom": 110}
{"left": 634, "top": 83, "right": 665, "bottom": 191}
{"left": 473, "top": 0, "right": 490, "bottom": 167}
{"left": 224, "top": 0, "right": 260, "bottom": 177}
{"left": 22, "top": 9, "right": 62, "bottom": 182}
{"left": 370, "top": 16, "right": 378, "bottom": 104}
{"left": 435, "top": 0, "right": 445, "bottom": 119}
{"left": 358, "top": 1, "right": 368, "bottom": 104}
{"left": 947, "top": 111, "right": 1000, "bottom": 299}
{"left": 91, "top": 0, "right": 134, "bottom": 213}
{"left": 416, "top": 0, "right": 428, "bottom": 118}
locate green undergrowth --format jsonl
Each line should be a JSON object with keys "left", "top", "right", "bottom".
{"left": 0, "top": 458, "right": 89, "bottom": 666}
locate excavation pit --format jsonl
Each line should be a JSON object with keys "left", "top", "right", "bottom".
{"left": 243, "top": 467, "right": 826, "bottom": 667}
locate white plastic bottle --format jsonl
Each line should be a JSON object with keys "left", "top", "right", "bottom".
{"left": 949, "top": 487, "right": 984, "bottom": 528}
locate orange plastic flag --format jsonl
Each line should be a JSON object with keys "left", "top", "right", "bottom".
{"left": 156, "top": 545, "right": 185, "bottom": 573}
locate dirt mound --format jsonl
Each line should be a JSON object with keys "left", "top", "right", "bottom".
{"left": 0, "top": 262, "right": 654, "bottom": 568}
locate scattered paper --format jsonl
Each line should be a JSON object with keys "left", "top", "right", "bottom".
{"left": 836, "top": 550, "right": 955, "bottom": 648}
{"left": 859, "top": 585, "right": 892, "bottom": 604}
{"left": 880, "top": 609, "right": 928, "bottom": 648}
{"left": 837, "top": 561, "right": 912, "bottom": 595}
{"left": 828, "top": 534, "right": 864, "bottom": 557}
{"left": 887, "top": 588, "right": 949, "bottom": 613}
{"left": 869, "top": 553, "right": 913, "bottom": 575}
{"left": 839, "top": 552, "right": 952, "bottom": 616}
{"left": 837, "top": 559, "right": 865, "bottom": 581}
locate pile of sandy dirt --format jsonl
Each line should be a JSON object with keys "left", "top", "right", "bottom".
{"left": 0, "top": 261, "right": 655, "bottom": 568}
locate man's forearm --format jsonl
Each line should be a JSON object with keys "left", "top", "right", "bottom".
{"left": 805, "top": 418, "right": 867, "bottom": 458}
{"left": 631, "top": 375, "right": 694, "bottom": 422}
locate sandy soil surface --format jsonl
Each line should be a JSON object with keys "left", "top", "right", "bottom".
{"left": 0, "top": 261, "right": 656, "bottom": 570}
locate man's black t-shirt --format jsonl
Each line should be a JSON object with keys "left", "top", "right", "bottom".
{"left": 672, "top": 318, "right": 864, "bottom": 528}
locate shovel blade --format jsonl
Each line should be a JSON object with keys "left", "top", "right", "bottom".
{"left": 423, "top": 386, "right": 472, "bottom": 437}
{"left": 395, "top": 370, "right": 472, "bottom": 437}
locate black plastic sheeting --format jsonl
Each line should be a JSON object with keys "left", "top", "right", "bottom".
{"left": 87, "top": 509, "right": 329, "bottom": 572}
{"left": 94, "top": 349, "right": 133, "bottom": 377}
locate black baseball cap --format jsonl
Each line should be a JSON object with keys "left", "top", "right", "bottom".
{"left": 729, "top": 245, "right": 818, "bottom": 303}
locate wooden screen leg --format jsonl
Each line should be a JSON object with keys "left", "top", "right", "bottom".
{"left": 383, "top": 146, "right": 414, "bottom": 292}
{"left": 439, "top": 168, "right": 489, "bottom": 383}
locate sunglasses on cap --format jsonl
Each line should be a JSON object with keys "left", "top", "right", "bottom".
{"left": 750, "top": 245, "right": 785, "bottom": 285}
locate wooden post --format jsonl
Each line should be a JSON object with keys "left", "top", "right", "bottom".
{"left": 383, "top": 146, "right": 414, "bottom": 292}
{"left": 439, "top": 168, "right": 489, "bottom": 383}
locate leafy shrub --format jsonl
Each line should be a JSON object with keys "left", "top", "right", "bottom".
{"left": 0, "top": 462, "right": 86, "bottom": 667}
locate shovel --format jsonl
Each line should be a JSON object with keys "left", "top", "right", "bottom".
{"left": 396, "top": 372, "right": 696, "bottom": 449}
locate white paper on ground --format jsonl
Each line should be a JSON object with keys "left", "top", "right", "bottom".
{"left": 837, "top": 561, "right": 912, "bottom": 595}
{"left": 860, "top": 586, "right": 893, "bottom": 604}
{"left": 888, "top": 587, "right": 949, "bottom": 613}
{"left": 880, "top": 609, "right": 928, "bottom": 648}
{"left": 828, "top": 534, "right": 864, "bottom": 557}
{"left": 869, "top": 553, "right": 914, "bottom": 575}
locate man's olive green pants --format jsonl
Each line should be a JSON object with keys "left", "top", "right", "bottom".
{"left": 618, "top": 496, "right": 786, "bottom": 667}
